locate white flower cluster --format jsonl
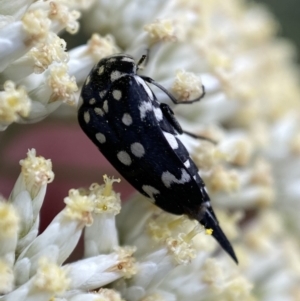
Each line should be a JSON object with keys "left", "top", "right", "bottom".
{"left": 0, "top": 150, "right": 249, "bottom": 301}
{"left": 1, "top": 0, "right": 300, "bottom": 300}
{"left": 0, "top": 149, "right": 133, "bottom": 300}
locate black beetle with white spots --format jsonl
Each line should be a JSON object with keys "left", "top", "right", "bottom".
{"left": 78, "top": 53, "right": 238, "bottom": 263}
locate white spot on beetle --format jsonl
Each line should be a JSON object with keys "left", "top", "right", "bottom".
{"left": 103, "top": 100, "right": 109, "bottom": 113}
{"left": 122, "top": 113, "right": 132, "bottom": 126}
{"left": 139, "top": 101, "right": 152, "bottom": 119}
{"left": 85, "top": 75, "right": 90, "bottom": 85}
{"left": 162, "top": 169, "right": 191, "bottom": 188}
{"left": 110, "top": 71, "right": 124, "bottom": 82}
{"left": 117, "top": 151, "right": 132, "bottom": 166}
{"left": 95, "top": 132, "right": 106, "bottom": 143}
{"left": 98, "top": 65, "right": 104, "bottom": 75}
{"left": 131, "top": 142, "right": 145, "bottom": 158}
{"left": 163, "top": 131, "right": 178, "bottom": 149}
{"left": 184, "top": 159, "right": 190, "bottom": 168}
{"left": 142, "top": 185, "right": 160, "bottom": 201}
{"left": 135, "top": 76, "right": 154, "bottom": 100}
{"left": 122, "top": 56, "right": 134, "bottom": 62}
{"left": 84, "top": 111, "right": 90, "bottom": 123}
{"left": 204, "top": 200, "right": 211, "bottom": 207}
{"left": 89, "top": 98, "right": 96, "bottom": 105}
{"left": 112, "top": 90, "right": 122, "bottom": 100}
{"left": 94, "top": 107, "right": 104, "bottom": 116}
{"left": 153, "top": 107, "right": 163, "bottom": 121}
{"left": 99, "top": 90, "right": 107, "bottom": 98}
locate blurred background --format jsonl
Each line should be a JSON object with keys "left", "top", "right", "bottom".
{"left": 257, "top": 0, "right": 300, "bottom": 63}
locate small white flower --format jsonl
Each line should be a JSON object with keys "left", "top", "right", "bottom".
{"left": 0, "top": 81, "right": 31, "bottom": 130}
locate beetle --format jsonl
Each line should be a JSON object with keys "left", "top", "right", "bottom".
{"left": 78, "top": 53, "right": 238, "bottom": 263}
